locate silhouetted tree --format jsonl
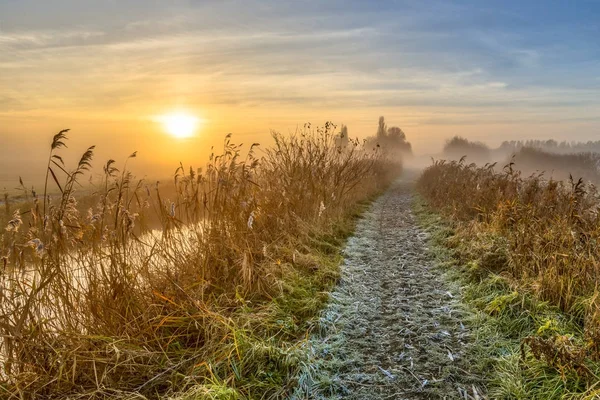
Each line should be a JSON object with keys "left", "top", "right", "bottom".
{"left": 334, "top": 125, "right": 350, "bottom": 149}
{"left": 443, "top": 136, "right": 490, "bottom": 162}
{"left": 498, "top": 139, "right": 600, "bottom": 156}
{"left": 365, "top": 116, "right": 412, "bottom": 157}
{"left": 340, "top": 124, "right": 349, "bottom": 148}
{"left": 376, "top": 116, "right": 387, "bottom": 140}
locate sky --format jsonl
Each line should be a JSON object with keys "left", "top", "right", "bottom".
{"left": 1, "top": 0, "right": 599, "bottom": 185}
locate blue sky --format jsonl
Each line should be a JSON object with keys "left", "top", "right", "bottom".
{"left": 0, "top": 0, "right": 599, "bottom": 174}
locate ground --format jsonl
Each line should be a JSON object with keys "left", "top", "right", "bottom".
{"left": 293, "top": 178, "right": 485, "bottom": 399}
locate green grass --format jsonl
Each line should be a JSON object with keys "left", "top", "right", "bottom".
{"left": 413, "top": 196, "right": 600, "bottom": 400}
{"left": 166, "top": 193, "right": 376, "bottom": 399}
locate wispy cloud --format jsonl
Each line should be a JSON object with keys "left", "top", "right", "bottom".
{"left": 0, "top": 0, "right": 599, "bottom": 151}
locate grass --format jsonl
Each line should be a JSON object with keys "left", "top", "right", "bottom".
{"left": 0, "top": 122, "right": 401, "bottom": 398}
{"left": 415, "top": 159, "right": 600, "bottom": 399}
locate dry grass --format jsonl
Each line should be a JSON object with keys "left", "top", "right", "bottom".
{"left": 0, "top": 122, "right": 401, "bottom": 398}
{"left": 417, "top": 158, "right": 600, "bottom": 388}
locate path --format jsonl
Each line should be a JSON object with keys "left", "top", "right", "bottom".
{"left": 294, "top": 179, "right": 484, "bottom": 399}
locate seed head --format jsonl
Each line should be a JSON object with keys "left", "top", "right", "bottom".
{"left": 247, "top": 211, "right": 255, "bottom": 229}
{"left": 5, "top": 210, "right": 22, "bottom": 232}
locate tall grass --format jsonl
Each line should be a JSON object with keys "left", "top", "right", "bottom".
{"left": 0, "top": 122, "right": 401, "bottom": 398}
{"left": 417, "top": 158, "right": 600, "bottom": 387}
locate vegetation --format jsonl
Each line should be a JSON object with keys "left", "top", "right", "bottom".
{"left": 364, "top": 116, "right": 412, "bottom": 157}
{"left": 500, "top": 139, "right": 600, "bottom": 155}
{"left": 415, "top": 201, "right": 600, "bottom": 399}
{"left": 417, "top": 158, "right": 600, "bottom": 398}
{"left": 443, "top": 136, "right": 490, "bottom": 163}
{"left": 0, "top": 122, "right": 402, "bottom": 398}
{"left": 509, "top": 147, "right": 600, "bottom": 183}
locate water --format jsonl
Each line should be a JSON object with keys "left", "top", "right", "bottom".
{"left": 0, "top": 171, "right": 47, "bottom": 195}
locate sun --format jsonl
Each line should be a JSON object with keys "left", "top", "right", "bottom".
{"left": 158, "top": 112, "right": 201, "bottom": 138}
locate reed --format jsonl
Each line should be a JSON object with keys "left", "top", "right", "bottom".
{"left": 0, "top": 123, "right": 401, "bottom": 398}
{"left": 418, "top": 158, "right": 600, "bottom": 385}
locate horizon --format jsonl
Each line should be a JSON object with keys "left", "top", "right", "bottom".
{"left": 1, "top": 0, "right": 599, "bottom": 185}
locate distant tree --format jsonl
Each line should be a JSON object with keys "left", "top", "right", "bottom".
{"left": 497, "top": 139, "right": 600, "bottom": 156}
{"left": 386, "top": 126, "right": 412, "bottom": 154}
{"left": 338, "top": 124, "right": 349, "bottom": 148}
{"left": 365, "top": 116, "right": 412, "bottom": 157}
{"left": 511, "top": 147, "right": 600, "bottom": 183}
{"left": 387, "top": 126, "right": 405, "bottom": 141}
{"left": 443, "top": 136, "right": 490, "bottom": 162}
{"left": 376, "top": 116, "right": 387, "bottom": 140}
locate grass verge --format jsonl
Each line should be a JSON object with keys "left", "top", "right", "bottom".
{"left": 166, "top": 194, "right": 377, "bottom": 399}
{"left": 414, "top": 196, "right": 600, "bottom": 400}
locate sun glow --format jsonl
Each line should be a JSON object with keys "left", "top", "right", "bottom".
{"left": 158, "top": 112, "right": 201, "bottom": 138}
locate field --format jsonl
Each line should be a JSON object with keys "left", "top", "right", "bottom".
{"left": 0, "top": 125, "right": 401, "bottom": 398}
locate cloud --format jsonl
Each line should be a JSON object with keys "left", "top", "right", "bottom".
{"left": 0, "top": 0, "right": 599, "bottom": 133}
{"left": 487, "top": 82, "right": 508, "bottom": 89}
{"left": 0, "top": 30, "right": 106, "bottom": 50}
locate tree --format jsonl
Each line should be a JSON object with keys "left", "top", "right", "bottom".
{"left": 365, "top": 116, "right": 412, "bottom": 157}
{"left": 376, "top": 116, "right": 387, "bottom": 140}
{"left": 387, "top": 126, "right": 406, "bottom": 141}
{"left": 334, "top": 125, "right": 350, "bottom": 149}
{"left": 339, "top": 124, "right": 349, "bottom": 148}
{"left": 443, "top": 136, "right": 490, "bottom": 162}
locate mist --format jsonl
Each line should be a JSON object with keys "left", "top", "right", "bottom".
{"left": 2, "top": 1, "right": 600, "bottom": 398}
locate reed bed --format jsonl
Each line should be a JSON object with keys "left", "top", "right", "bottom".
{"left": 0, "top": 123, "right": 401, "bottom": 398}
{"left": 417, "top": 158, "right": 600, "bottom": 386}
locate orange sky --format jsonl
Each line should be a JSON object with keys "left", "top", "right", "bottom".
{"left": 1, "top": 1, "right": 599, "bottom": 189}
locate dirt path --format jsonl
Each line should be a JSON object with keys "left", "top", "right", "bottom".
{"left": 294, "top": 179, "right": 484, "bottom": 399}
